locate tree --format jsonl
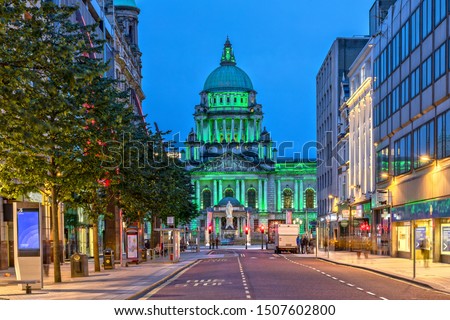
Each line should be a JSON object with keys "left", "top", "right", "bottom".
{"left": 0, "top": 0, "right": 131, "bottom": 282}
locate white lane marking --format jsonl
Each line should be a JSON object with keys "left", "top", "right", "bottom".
{"left": 282, "top": 255, "right": 387, "bottom": 300}
{"left": 237, "top": 255, "right": 251, "bottom": 299}
{"left": 140, "top": 260, "right": 201, "bottom": 299}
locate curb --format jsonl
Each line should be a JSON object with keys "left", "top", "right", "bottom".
{"left": 317, "top": 257, "right": 444, "bottom": 292}
{"left": 126, "top": 258, "right": 203, "bottom": 300}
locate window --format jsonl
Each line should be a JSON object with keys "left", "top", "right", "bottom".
{"left": 380, "top": 48, "right": 387, "bottom": 83}
{"left": 282, "top": 189, "right": 293, "bottom": 209}
{"left": 376, "top": 147, "right": 389, "bottom": 182}
{"left": 374, "top": 103, "right": 380, "bottom": 127}
{"left": 373, "top": 57, "right": 379, "bottom": 89}
{"left": 380, "top": 97, "right": 388, "bottom": 123}
{"left": 305, "top": 189, "right": 315, "bottom": 209}
{"left": 391, "top": 33, "right": 400, "bottom": 71}
{"left": 202, "top": 189, "right": 212, "bottom": 209}
{"left": 247, "top": 189, "right": 256, "bottom": 208}
{"left": 414, "top": 120, "right": 435, "bottom": 168}
{"left": 224, "top": 188, "right": 234, "bottom": 198}
{"left": 401, "top": 21, "right": 410, "bottom": 61}
{"left": 411, "top": 67, "right": 420, "bottom": 98}
{"left": 422, "top": 0, "right": 432, "bottom": 39}
{"left": 435, "top": 0, "right": 447, "bottom": 26}
{"left": 422, "top": 56, "right": 432, "bottom": 89}
{"left": 437, "top": 110, "right": 450, "bottom": 158}
{"left": 392, "top": 86, "right": 400, "bottom": 113}
{"left": 394, "top": 134, "right": 412, "bottom": 175}
{"left": 434, "top": 43, "right": 446, "bottom": 80}
{"left": 401, "top": 77, "right": 410, "bottom": 106}
{"left": 411, "top": 8, "right": 421, "bottom": 51}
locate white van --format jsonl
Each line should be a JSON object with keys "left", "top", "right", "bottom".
{"left": 274, "top": 224, "right": 300, "bottom": 254}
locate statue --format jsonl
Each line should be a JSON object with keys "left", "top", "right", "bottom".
{"left": 225, "top": 201, "right": 234, "bottom": 229}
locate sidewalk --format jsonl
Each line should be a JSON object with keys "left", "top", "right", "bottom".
{"left": 0, "top": 249, "right": 210, "bottom": 300}
{"left": 316, "top": 249, "right": 450, "bottom": 294}
{"left": 0, "top": 247, "right": 449, "bottom": 299}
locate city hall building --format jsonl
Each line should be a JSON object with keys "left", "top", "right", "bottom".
{"left": 183, "top": 39, "right": 317, "bottom": 245}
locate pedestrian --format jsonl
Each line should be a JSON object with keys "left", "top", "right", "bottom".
{"left": 215, "top": 237, "right": 219, "bottom": 249}
{"left": 421, "top": 237, "right": 431, "bottom": 268}
{"left": 301, "top": 235, "right": 308, "bottom": 254}
{"left": 309, "top": 237, "right": 315, "bottom": 254}
{"left": 296, "top": 235, "right": 300, "bottom": 254}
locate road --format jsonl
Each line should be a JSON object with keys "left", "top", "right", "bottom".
{"left": 139, "top": 249, "right": 450, "bottom": 300}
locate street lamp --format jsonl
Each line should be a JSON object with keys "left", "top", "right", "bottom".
{"left": 325, "top": 214, "right": 331, "bottom": 259}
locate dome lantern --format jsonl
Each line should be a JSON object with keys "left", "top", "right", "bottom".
{"left": 203, "top": 38, "right": 253, "bottom": 92}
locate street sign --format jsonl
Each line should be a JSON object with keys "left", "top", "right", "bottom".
{"left": 167, "top": 216, "right": 174, "bottom": 225}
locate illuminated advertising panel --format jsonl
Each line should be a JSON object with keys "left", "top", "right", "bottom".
{"left": 17, "top": 208, "right": 40, "bottom": 256}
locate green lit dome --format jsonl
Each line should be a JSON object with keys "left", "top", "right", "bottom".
{"left": 204, "top": 65, "right": 253, "bottom": 92}
{"left": 114, "top": 0, "right": 138, "bottom": 8}
{"left": 203, "top": 38, "right": 253, "bottom": 92}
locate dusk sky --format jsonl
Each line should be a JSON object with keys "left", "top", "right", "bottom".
{"left": 136, "top": 0, "right": 375, "bottom": 158}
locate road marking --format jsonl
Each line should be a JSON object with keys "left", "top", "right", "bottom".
{"left": 237, "top": 256, "right": 251, "bottom": 299}
{"left": 281, "top": 255, "right": 386, "bottom": 300}
{"left": 140, "top": 260, "right": 201, "bottom": 299}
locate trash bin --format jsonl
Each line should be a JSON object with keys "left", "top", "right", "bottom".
{"left": 103, "top": 249, "right": 114, "bottom": 269}
{"left": 141, "top": 248, "right": 147, "bottom": 261}
{"left": 70, "top": 253, "right": 89, "bottom": 277}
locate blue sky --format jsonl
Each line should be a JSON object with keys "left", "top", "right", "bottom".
{"left": 136, "top": 0, "right": 375, "bottom": 158}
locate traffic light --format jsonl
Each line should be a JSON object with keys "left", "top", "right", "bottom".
{"left": 360, "top": 222, "right": 370, "bottom": 232}
{"left": 260, "top": 225, "right": 265, "bottom": 234}
{"left": 245, "top": 226, "right": 249, "bottom": 235}
{"left": 208, "top": 225, "right": 212, "bottom": 234}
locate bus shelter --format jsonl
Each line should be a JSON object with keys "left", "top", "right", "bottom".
{"left": 154, "top": 228, "right": 180, "bottom": 262}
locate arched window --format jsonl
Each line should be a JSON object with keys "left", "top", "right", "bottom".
{"left": 247, "top": 189, "right": 256, "bottom": 208}
{"left": 283, "top": 189, "right": 293, "bottom": 209}
{"left": 305, "top": 189, "right": 315, "bottom": 209}
{"left": 224, "top": 188, "right": 234, "bottom": 198}
{"left": 202, "top": 189, "right": 211, "bottom": 209}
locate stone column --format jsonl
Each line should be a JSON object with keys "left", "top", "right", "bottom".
{"left": 264, "top": 179, "right": 268, "bottom": 211}
{"left": 258, "top": 179, "right": 262, "bottom": 210}
{"left": 213, "top": 180, "right": 217, "bottom": 205}
{"left": 231, "top": 119, "right": 235, "bottom": 142}
{"left": 241, "top": 180, "right": 246, "bottom": 205}
{"left": 215, "top": 119, "right": 219, "bottom": 142}
{"left": 277, "top": 179, "right": 282, "bottom": 211}
{"left": 200, "top": 118, "right": 204, "bottom": 141}
{"left": 196, "top": 180, "right": 201, "bottom": 208}
{"left": 294, "top": 180, "right": 299, "bottom": 211}
{"left": 238, "top": 119, "right": 243, "bottom": 142}
{"left": 236, "top": 180, "right": 240, "bottom": 203}
{"left": 222, "top": 119, "right": 227, "bottom": 142}
{"left": 299, "top": 179, "right": 304, "bottom": 211}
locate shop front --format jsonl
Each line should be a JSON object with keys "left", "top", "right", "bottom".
{"left": 391, "top": 197, "right": 450, "bottom": 263}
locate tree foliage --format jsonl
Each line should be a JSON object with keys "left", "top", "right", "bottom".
{"left": 0, "top": 0, "right": 198, "bottom": 280}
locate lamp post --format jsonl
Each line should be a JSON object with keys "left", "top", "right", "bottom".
{"left": 326, "top": 214, "right": 331, "bottom": 259}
